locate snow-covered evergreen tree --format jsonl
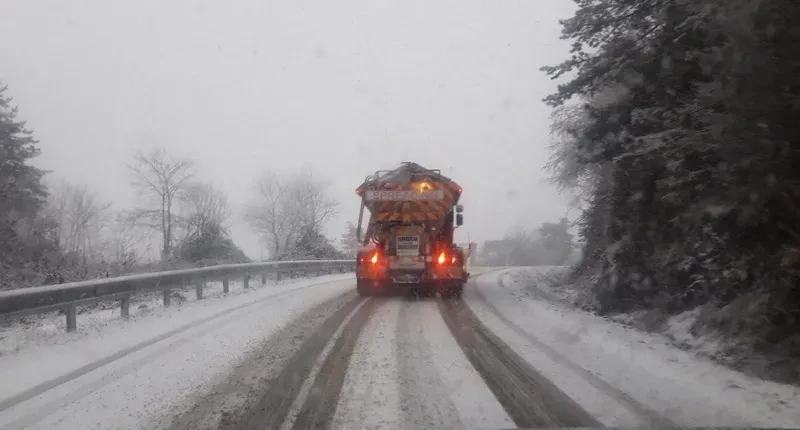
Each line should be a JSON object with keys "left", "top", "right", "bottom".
{"left": 0, "top": 83, "right": 53, "bottom": 289}
{"left": 543, "top": 0, "right": 800, "bottom": 379}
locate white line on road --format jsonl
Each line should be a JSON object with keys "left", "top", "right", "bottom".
{"left": 279, "top": 298, "right": 371, "bottom": 430}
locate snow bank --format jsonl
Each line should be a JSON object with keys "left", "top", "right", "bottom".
{"left": 512, "top": 265, "right": 799, "bottom": 383}
{"left": 1, "top": 280, "right": 225, "bottom": 356}
{"left": 0, "top": 273, "right": 354, "bottom": 410}
{"left": 0, "top": 274, "right": 343, "bottom": 356}
{"left": 505, "top": 266, "right": 575, "bottom": 303}
{"left": 1, "top": 276, "right": 356, "bottom": 430}
{"left": 468, "top": 268, "right": 800, "bottom": 428}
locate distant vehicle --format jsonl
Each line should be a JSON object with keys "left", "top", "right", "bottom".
{"left": 354, "top": 162, "right": 467, "bottom": 298}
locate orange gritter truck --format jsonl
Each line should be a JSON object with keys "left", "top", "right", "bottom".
{"left": 354, "top": 162, "right": 467, "bottom": 298}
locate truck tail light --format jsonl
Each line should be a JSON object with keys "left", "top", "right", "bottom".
{"left": 436, "top": 250, "right": 460, "bottom": 266}
{"left": 358, "top": 250, "right": 382, "bottom": 265}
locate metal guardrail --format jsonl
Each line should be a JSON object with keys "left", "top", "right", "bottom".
{"left": 0, "top": 259, "right": 356, "bottom": 332}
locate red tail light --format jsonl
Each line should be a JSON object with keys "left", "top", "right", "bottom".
{"left": 435, "top": 250, "right": 460, "bottom": 266}
{"left": 359, "top": 251, "right": 382, "bottom": 265}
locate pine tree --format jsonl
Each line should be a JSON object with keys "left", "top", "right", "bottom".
{"left": 0, "top": 83, "right": 50, "bottom": 288}
{"left": 544, "top": 0, "right": 800, "bottom": 380}
{"left": 0, "top": 83, "right": 47, "bottom": 221}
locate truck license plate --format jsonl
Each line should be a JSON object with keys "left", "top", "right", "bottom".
{"left": 396, "top": 236, "right": 420, "bottom": 256}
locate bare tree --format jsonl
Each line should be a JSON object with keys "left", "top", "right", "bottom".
{"left": 105, "top": 213, "right": 146, "bottom": 272}
{"left": 290, "top": 167, "right": 339, "bottom": 236}
{"left": 45, "top": 180, "right": 112, "bottom": 258}
{"left": 178, "top": 181, "right": 231, "bottom": 241}
{"left": 127, "top": 148, "right": 194, "bottom": 261}
{"left": 246, "top": 168, "right": 338, "bottom": 258}
{"left": 246, "top": 172, "right": 292, "bottom": 258}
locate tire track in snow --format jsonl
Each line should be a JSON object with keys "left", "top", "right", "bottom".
{"left": 0, "top": 278, "right": 352, "bottom": 429}
{"left": 235, "top": 296, "right": 369, "bottom": 430}
{"left": 438, "top": 296, "right": 600, "bottom": 428}
{"left": 168, "top": 291, "right": 361, "bottom": 430}
{"left": 479, "top": 273, "right": 676, "bottom": 427}
{"left": 330, "top": 299, "right": 404, "bottom": 429}
{"left": 289, "top": 298, "right": 377, "bottom": 429}
{"left": 395, "top": 297, "right": 464, "bottom": 429}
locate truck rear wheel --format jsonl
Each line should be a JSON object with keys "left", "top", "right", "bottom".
{"left": 357, "top": 279, "right": 371, "bottom": 297}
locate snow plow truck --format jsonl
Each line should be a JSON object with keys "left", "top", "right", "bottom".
{"left": 354, "top": 162, "right": 467, "bottom": 298}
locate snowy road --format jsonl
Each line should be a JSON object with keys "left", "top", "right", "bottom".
{"left": 174, "top": 290, "right": 598, "bottom": 429}
{"left": 1, "top": 269, "right": 798, "bottom": 429}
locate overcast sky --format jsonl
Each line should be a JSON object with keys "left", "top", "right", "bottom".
{"left": 0, "top": 0, "right": 576, "bottom": 259}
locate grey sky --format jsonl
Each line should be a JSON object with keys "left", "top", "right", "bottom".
{"left": 0, "top": 0, "right": 576, "bottom": 259}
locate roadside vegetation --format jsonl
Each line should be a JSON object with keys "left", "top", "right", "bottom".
{"left": 543, "top": 0, "right": 800, "bottom": 383}
{"left": 0, "top": 83, "right": 343, "bottom": 291}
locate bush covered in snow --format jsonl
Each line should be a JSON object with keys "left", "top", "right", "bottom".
{"left": 544, "top": 0, "right": 800, "bottom": 382}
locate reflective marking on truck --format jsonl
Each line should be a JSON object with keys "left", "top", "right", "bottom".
{"left": 365, "top": 189, "right": 444, "bottom": 201}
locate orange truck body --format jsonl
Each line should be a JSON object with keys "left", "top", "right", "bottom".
{"left": 354, "top": 162, "right": 467, "bottom": 297}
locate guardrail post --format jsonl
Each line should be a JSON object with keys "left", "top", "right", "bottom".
{"left": 261, "top": 273, "right": 267, "bottom": 285}
{"left": 163, "top": 288, "right": 171, "bottom": 307}
{"left": 120, "top": 295, "right": 131, "bottom": 318}
{"left": 66, "top": 305, "right": 77, "bottom": 332}
{"left": 222, "top": 278, "right": 229, "bottom": 293}
{"left": 195, "top": 282, "right": 204, "bottom": 300}
{"left": 243, "top": 275, "right": 250, "bottom": 288}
